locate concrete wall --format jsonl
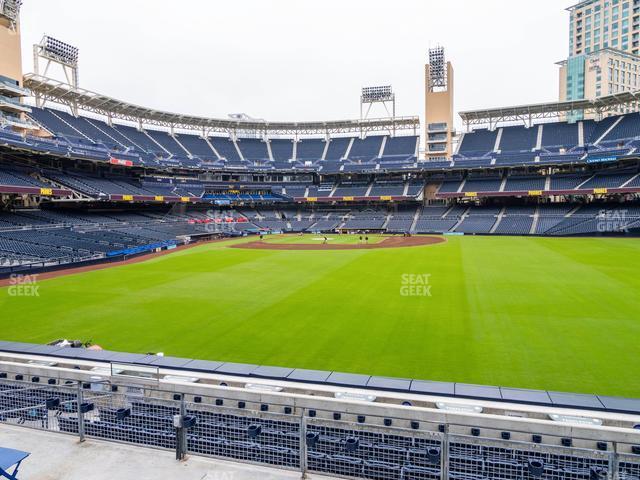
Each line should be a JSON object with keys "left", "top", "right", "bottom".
{"left": 0, "top": 16, "right": 23, "bottom": 85}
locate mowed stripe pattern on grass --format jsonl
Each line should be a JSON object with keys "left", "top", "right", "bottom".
{"left": 1, "top": 236, "right": 639, "bottom": 397}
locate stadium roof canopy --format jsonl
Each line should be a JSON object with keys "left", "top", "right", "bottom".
{"left": 23, "top": 74, "right": 420, "bottom": 135}
{"left": 459, "top": 91, "right": 640, "bottom": 128}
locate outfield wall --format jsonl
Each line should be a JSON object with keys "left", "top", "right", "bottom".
{"left": 0, "top": 341, "right": 638, "bottom": 416}
{"left": 0, "top": 343, "right": 638, "bottom": 479}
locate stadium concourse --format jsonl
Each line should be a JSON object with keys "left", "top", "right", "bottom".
{"left": 0, "top": 424, "right": 314, "bottom": 480}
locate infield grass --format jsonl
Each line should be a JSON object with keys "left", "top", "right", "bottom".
{"left": 1, "top": 234, "right": 639, "bottom": 397}
{"left": 261, "top": 234, "right": 385, "bottom": 245}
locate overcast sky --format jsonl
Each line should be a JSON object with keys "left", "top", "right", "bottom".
{"left": 20, "top": 0, "right": 573, "bottom": 128}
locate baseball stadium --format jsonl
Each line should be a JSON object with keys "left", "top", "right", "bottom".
{"left": 0, "top": 1, "right": 639, "bottom": 479}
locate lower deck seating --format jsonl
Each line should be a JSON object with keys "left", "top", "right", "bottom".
{"left": 341, "top": 211, "right": 388, "bottom": 230}
{"left": 494, "top": 216, "right": 534, "bottom": 235}
{"left": 0, "top": 209, "right": 216, "bottom": 270}
{"left": 413, "top": 218, "right": 458, "bottom": 234}
{"left": 1, "top": 200, "right": 639, "bottom": 272}
{"left": 386, "top": 215, "right": 414, "bottom": 233}
{"left": 454, "top": 216, "right": 497, "bottom": 234}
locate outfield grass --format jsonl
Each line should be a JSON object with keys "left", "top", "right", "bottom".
{"left": 1, "top": 235, "right": 639, "bottom": 397}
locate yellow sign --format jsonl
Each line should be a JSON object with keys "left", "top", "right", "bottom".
{"left": 464, "top": 192, "right": 478, "bottom": 198}
{"left": 528, "top": 190, "right": 543, "bottom": 196}
{"left": 594, "top": 188, "right": 608, "bottom": 195}
{"left": 343, "top": 196, "right": 354, "bottom": 201}
{"left": 181, "top": 197, "right": 190, "bottom": 202}
{"left": 380, "top": 195, "right": 392, "bottom": 201}
{"left": 154, "top": 196, "right": 164, "bottom": 202}
{"left": 306, "top": 197, "right": 318, "bottom": 202}
{"left": 39, "top": 188, "right": 53, "bottom": 196}
{"left": 122, "top": 195, "right": 133, "bottom": 201}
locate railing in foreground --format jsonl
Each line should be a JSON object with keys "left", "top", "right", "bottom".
{"left": 0, "top": 253, "right": 105, "bottom": 275}
{"left": 0, "top": 376, "right": 639, "bottom": 479}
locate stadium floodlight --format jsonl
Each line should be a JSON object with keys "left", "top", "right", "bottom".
{"left": 361, "top": 85, "right": 394, "bottom": 103}
{"left": 334, "top": 391, "right": 377, "bottom": 403}
{"left": 436, "top": 401, "right": 483, "bottom": 414}
{"left": 0, "top": 0, "right": 22, "bottom": 24}
{"left": 428, "top": 46, "right": 447, "bottom": 91}
{"left": 32, "top": 35, "right": 81, "bottom": 97}
{"left": 41, "top": 35, "right": 79, "bottom": 66}
{"left": 360, "top": 85, "right": 396, "bottom": 125}
{"left": 548, "top": 413, "right": 603, "bottom": 426}
{"left": 245, "top": 383, "right": 284, "bottom": 393}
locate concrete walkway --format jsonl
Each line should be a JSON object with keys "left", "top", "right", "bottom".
{"left": 0, "top": 424, "right": 331, "bottom": 480}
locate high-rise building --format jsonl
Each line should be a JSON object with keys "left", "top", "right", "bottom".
{"left": 568, "top": 0, "right": 639, "bottom": 57}
{"left": 424, "top": 47, "right": 454, "bottom": 160}
{"left": 559, "top": 0, "right": 640, "bottom": 119}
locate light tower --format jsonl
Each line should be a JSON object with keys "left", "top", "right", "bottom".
{"left": 360, "top": 85, "right": 397, "bottom": 136}
{"left": 0, "top": 0, "right": 24, "bottom": 85}
{"left": 31, "top": 35, "right": 80, "bottom": 113}
{"left": 360, "top": 85, "right": 395, "bottom": 120}
{"left": 0, "top": 0, "right": 35, "bottom": 132}
{"left": 424, "top": 46, "right": 454, "bottom": 160}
